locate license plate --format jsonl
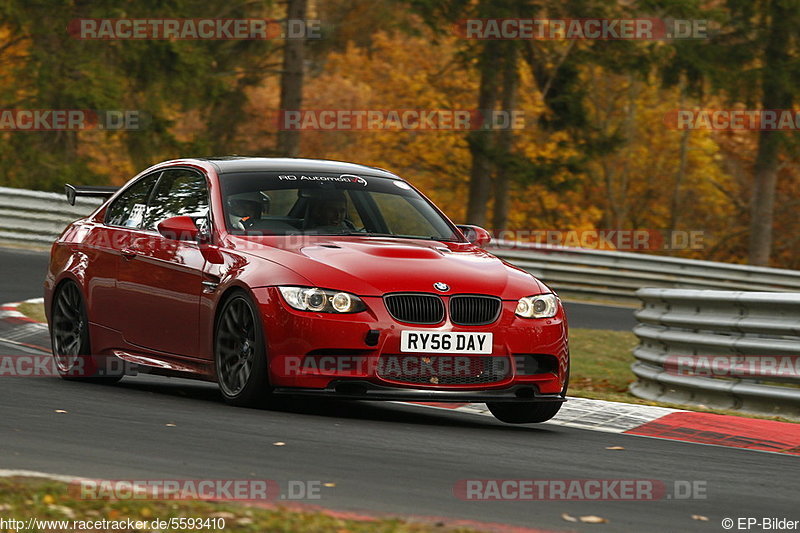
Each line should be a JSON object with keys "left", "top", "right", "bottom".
{"left": 400, "top": 331, "right": 493, "bottom": 354}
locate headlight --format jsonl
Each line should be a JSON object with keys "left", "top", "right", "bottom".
{"left": 515, "top": 293, "right": 559, "bottom": 319}
{"left": 278, "top": 286, "right": 366, "bottom": 314}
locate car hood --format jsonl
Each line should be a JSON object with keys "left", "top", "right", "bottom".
{"left": 228, "top": 235, "right": 546, "bottom": 298}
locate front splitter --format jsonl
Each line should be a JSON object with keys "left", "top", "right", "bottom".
{"left": 272, "top": 381, "right": 567, "bottom": 403}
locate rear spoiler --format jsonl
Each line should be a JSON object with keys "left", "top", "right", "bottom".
{"left": 65, "top": 184, "right": 119, "bottom": 206}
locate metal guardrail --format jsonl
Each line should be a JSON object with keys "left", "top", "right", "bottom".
{"left": 0, "top": 186, "right": 102, "bottom": 246}
{"left": 630, "top": 288, "right": 800, "bottom": 418}
{"left": 488, "top": 240, "right": 800, "bottom": 301}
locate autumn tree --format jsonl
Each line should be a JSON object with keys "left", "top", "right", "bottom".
{"left": 0, "top": 0, "right": 277, "bottom": 189}
{"left": 657, "top": 0, "right": 800, "bottom": 265}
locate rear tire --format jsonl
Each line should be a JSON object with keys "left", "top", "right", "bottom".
{"left": 50, "top": 280, "right": 122, "bottom": 384}
{"left": 214, "top": 291, "right": 272, "bottom": 407}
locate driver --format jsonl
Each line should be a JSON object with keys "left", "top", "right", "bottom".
{"left": 228, "top": 193, "right": 270, "bottom": 230}
{"left": 306, "top": 191, "right": 352, "bottom": 230}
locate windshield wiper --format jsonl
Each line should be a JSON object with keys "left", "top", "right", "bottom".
{"left": 361, "top": 233, "right": 457, "bottom": 242}
{"left": 308, "top": 231, "right": 456, "bottom": 242}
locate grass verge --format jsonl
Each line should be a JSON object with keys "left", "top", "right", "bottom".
{"left": 0, "top": 477, "right": 487, "bottom": 533}
{"left": 18, "top": 301, "right": 47, "bottom": 323}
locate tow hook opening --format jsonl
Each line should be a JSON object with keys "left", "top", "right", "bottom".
{"left": 334, "top": 382, "right": 369, "bottom": 396}
{"left": 514, "top": 387, "right": 537, "bottom": 399}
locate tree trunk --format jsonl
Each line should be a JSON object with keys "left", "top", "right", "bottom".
{"left": 748, "top": 0, "right": 793, "bottom": 266}
{"left": 492, "top": 44, "right": 518, "bottom": 232}
{"left": 276, "top": 0, "right": 307, "bottom": 157}
{"left": 669, "top": 128, "right": 689, "bottom": 232}
{"left": 748, "top": 132, "right": 781, "bottom": 265}
{"left": 466, "top": 40, "right": 501, "bottom": 226}
{"left": 670, "top": 82, "right": 689, "bottom": 232}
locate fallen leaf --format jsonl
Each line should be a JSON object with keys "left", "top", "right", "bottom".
{"left": 605, "top": 446, "right": 625, "bottom": 450}
{"left": 236, "top": 517, "right": 254, "bottom": 526}
{"left": 692, "top": 515, "right": 709, "bottom": 521}
{"left": 210, "top": 512, "right": 236, "bottom": 519}
{"left": 42, "top": 494, "right": 55, "bottom": 505}
{"left": 50, "top": 505, "right": 75, "bottom": 519}
{"left": 0, "top": 504, "right": 9, "bottom": 511}
{"left": 561, "top": 513, "right": 578, "bottom": 522}
{"left": 273, "top": 442, "right": 286, "bottom": 446}
{"left": 54, "top": 410, "right": 68, "bottom": 414}
{"left": 580, "top": 515, "right": 609, "bottom": 524}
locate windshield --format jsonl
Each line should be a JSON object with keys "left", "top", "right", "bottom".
{"left": 219, "top": 172, "right": 461, "bottom": 242}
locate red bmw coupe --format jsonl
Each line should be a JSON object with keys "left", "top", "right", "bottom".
{"left": 45, "top": 157, "right": 569, "bottom": 423}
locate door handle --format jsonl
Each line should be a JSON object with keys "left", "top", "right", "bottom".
{"left": 201, "top": 281, "right": 219, "bottom": 293}
{"left": 121, "top": 248, "right": 138, "bottom": 260}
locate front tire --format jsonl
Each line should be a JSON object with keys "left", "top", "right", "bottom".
{"left": 50, "top": 280, "right": 121, "bottom": 384}
{"left": 487, "top": 361, "right": 569, "bottom": 424}
{"left": 214, "top": 291, "right": 271, "bottom": 407}
{"left": 487, "top": 401, "right": 563, "bottom": 424}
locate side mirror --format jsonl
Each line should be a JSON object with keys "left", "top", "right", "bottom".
{"left": 157, "top": 216, "right": 200, "bottom": 241}
{"left": 457, "top": 225, "right": 492, "bottom": 248}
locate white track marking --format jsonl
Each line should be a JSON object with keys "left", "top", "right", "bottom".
{"left": 0, "top": 336, "right": 49, "bottom": 354}
{"left": 0, "top": 469, "right": 86, "bottom": 483}
{"left": 400, "top": 397, "right": 683, "bottom": 433}
{"left": 4, "top": 323, "right": 47, "bottom": 340}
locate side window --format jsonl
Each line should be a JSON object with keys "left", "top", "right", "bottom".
{"left": 105, "top": 173, "right": 160, "bottom": 228}
{"left": 144, "top": 169, "right": 209, "bottom": 231}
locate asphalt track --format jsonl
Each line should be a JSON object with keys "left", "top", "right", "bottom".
{"left": 0, "top": 246, "right": 796, "bottom": 532}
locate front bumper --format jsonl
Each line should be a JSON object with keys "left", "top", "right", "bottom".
{"left": 253, "top": 287, "right": 569, "bottom": 395}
